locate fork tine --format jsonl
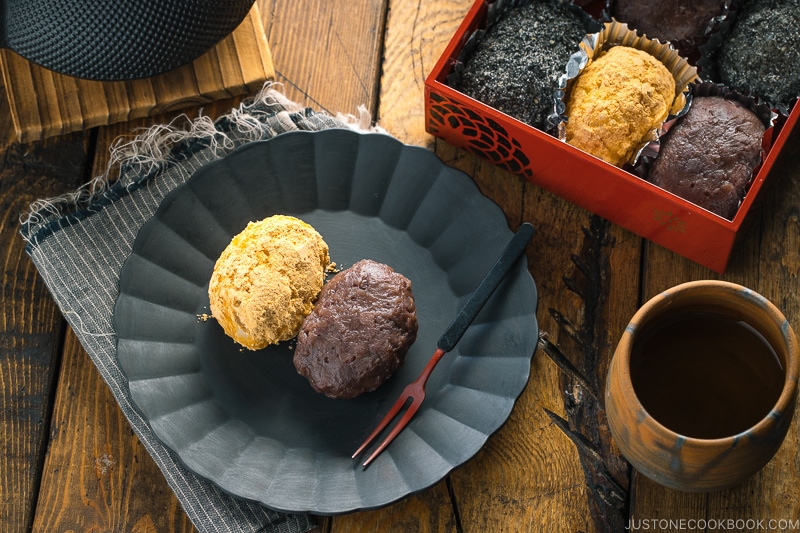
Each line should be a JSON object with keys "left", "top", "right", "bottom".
{"left": 352, "top": 383, "right": 413, "bottom": 459}
{"left": 353, "top": 347, "right": 447, "bottom": 466}
{"left": 351, "top": 385, "right": 414, "bottom": 459}
{"left": 360, "top": 394, "right": 424, "bottom": 467}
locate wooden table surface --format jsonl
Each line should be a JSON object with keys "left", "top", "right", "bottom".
{"left": 2, "top": 1, "right": 799, "bottom": 532}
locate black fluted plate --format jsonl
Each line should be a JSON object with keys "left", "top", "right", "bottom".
{"left": 114, "top": 129, "right": 539, "bottom": 514}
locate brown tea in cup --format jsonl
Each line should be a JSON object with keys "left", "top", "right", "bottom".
{"left": 606, "top": 280, "right": 799, "bottom": 492}
{"left": 630, "top": 309, "right": 784, "bottom": 440}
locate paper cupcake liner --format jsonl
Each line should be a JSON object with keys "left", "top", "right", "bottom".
{"left": 552, "top": 20, "right": 699, "bottom": 166}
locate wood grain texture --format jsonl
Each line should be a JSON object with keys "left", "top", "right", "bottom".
{"left": 6, "top": 0, "right": 800, "bottom": 530}
{"left": 22, "top": 100, "right": 254, "bottom": 533}
{"left": 24, "top": 0, "right": 391, "bottom": 529}
{"left": 0, "top": 86, "right": 89, "bottom": 532}
{"left": 31, "top": 331, "right": 197, "bottom": 533}
{"left": 259, "top": 0, "right": 387, "bottom": 117}
{"left": 379, "top": 0, "right": 474, "bottom": 147}
{"left": 445, "top": 189, "right": 640, "bottom": 532}
{"left": 376, "top": 0, "right": 642, "bottom": 530}
{"left": 0, "top": 4, "right": 274, "bottom": 144}
{"left": 328, "top": 482, "right": 457, "bottom": 533}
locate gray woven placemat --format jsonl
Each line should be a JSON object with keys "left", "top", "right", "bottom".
{"left": 20, "top": 85, "right": 373, "bottom": 533}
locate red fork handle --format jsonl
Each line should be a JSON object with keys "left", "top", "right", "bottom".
{"left": 415, "top": 347, "right": 447, "bottom": 387}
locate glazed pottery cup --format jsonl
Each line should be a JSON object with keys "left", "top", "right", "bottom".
{"left": 606, "top": 280, "right": 799, "bottom": 492}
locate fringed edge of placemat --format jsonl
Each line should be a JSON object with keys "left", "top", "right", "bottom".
{"left": 19, "top": 82, "right": 381, "bottom": 251}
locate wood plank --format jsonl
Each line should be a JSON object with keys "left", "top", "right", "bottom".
{"left": 259, "top": 0, "right": 387, "bottom": 117}
{"left": 25, "top": 98, "right": 251, "bottom": 532}
{"left": 31, "top": 330, "right": 198, "bottom": 533}
{"left": 267, "top": 0, "right": 461, "bottom": 529}
{"left": 327, "top": 483, "right": 457, "bottom": 533}
{"left": 274, "top": 1, "right": 463, "bottom": 529}
{"left": 445, "top": 178, "right": 641, "bottom": 533}
{"left": 631, "top": 120, "right": 800, "bottom": 531}
{"left": 0, "top": 86, "right": 89, "bottom": 532}
{"left": 29, "top": 0, "right": 388, "bottom": 527}
{"left": 0, "top": 4, "right": 275, "bottom": 143}
{"left": 377, "top": 1, "right": 642, "bottom": 531}
{"left": 378, "top": 0, "right": 477, "bottom": 147}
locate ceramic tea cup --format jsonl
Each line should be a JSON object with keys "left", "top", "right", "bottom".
{"left": 606, "top": 280, "right": 799, "bottom": 492}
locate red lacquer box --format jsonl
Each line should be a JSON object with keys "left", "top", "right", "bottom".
{"left": 424, "top": 0, "right": 800, "bottom": 273}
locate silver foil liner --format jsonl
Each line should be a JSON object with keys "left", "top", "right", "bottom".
{"left": 634, "top": 81, "right": 779, "bottom": 180}
{"left": 552, "top": 20, "right": 700, "bottom": 167}
{"left": 604, "top": 0, "right": 735, "bottom": 65}
{"left": 447, "top": 0, "right": 602, "bottom": 89}
{"left": 695, "top": 1, "right": 738, "bottom": 83}
{"left": 696, "top": 0, "right": 799, "bottom": 114}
